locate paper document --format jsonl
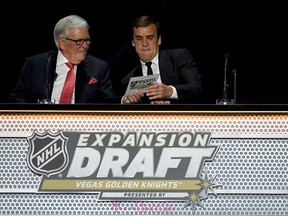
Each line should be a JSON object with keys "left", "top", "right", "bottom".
{"left": 124, "top": 74, "right": 160, "bottom": 96}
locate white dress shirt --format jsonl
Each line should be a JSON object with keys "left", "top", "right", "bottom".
{"left": 51, "top": 51, "right": 76, "bottom": 104}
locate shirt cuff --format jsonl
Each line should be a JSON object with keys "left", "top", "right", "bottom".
{"left": 168, "top": 85, "right": 178, "bottom": 99}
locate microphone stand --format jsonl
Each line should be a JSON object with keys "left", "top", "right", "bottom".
{"left": 38, "top": 51, "right": 55, "bottom": 104}
{"left": 216, "top": 53, "right": 235, "bottom": 105}
{"left": 233, "top": 69, "right": 237, "bottom": 104}
{"left": 223, "top": 57, "right": 228, "bottom": 99}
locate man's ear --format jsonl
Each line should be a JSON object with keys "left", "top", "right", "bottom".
{"left": 58, "top": 38, "right": 67, "bottom": 50}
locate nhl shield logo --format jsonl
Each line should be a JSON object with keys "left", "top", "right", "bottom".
{"left": 27, "top": 130, "right": 69, "bottom": 177}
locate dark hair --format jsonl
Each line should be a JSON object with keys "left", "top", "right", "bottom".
{"left": 131, "top": 15, "right": 161, "bottom": 36}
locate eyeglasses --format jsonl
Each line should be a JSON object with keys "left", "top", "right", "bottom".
{"left": 65, "top": 38, "right": 91, "bottom": 46}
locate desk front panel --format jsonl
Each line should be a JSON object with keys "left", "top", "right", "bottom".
{"left": 0, "top": 110, "right": 287, "bottom": 216}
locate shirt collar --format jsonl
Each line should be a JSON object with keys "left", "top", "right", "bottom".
{"left": 56, "top": 50, "right": 70, "bottom": 67}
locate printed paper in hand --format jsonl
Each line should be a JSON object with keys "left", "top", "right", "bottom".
{"left": 124, "top": 74, "right": 160, "bottom": 96}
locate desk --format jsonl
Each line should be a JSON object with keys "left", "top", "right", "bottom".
{"left": 0, "top": 104, "right": 287, "bottom": 216}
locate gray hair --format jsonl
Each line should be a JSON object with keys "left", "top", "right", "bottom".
{"left": 53, "top": 15, "right": 89, "bottom": 49}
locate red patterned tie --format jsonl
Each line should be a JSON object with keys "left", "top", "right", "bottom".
{"left": 59, "top": 62, "right": 75, "bottom": 104}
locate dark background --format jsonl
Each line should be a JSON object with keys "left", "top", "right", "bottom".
{"left": 2, "top": 1, "right": 287, "bottom": 104}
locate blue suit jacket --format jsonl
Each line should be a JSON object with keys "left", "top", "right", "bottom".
{"left": 9, "top": 51, "right": 117, "bottom": 103}
{"left": 121, "top": 48, "right": 202, "bottom": 103}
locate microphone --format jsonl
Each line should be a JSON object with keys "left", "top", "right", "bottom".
{"left": 223, "top": 53, "right": 231, "bottom": 99}
{"left": 232, "top": 68, "right": 237, "bottom": 104}
{"left": 216, "top": 53, "right": 234, "bottom": 105}
{"left": 39, "top": 50, "right": 55, "bottom": 104}
{"left": 44, "top": 50, "right": 54, "bottom": 99}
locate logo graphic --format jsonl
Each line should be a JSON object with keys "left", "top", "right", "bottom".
{"left": 26, "top": 130, "right": 221, "bottom": 211}
{"left": 27, "top": 130, "right": 69, "bottom": 177}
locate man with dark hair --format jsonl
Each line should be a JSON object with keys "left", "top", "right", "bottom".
{"left": 120, "top": 15, "right": 202, "bottom": 104}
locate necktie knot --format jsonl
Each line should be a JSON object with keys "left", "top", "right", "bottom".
{"left": 66, "top": 62, "right": 74, "bottom": 70}
{"left": 145, "top": 61, "right": 152, "bottom": 67}
{"left": 145, "top": 61, "right": 153, "bottom": 75}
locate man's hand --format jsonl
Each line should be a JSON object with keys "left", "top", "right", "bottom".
{"left": 146, "top": 83, "right": 173, "bottom": 100}
{"left": 122, "top": 92, "right": 144, "bottom": 104}
{"left": 150, "top": 100, "right": 171, "bottom": 104}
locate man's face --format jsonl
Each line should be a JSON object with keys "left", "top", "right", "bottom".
{"left": 132, "top": 24, "right": 161, "bottom": 62}
{"left": 59, "top": 27, "right": 90, "bottom": 65}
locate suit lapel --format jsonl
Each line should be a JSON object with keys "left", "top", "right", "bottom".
{"left": 75, "top": 61, "right": 88, "bottom": 102}
{"left": 134, "top": 65, "right": 143, "bottom": 77}
{"left": 158, "top": 49, "right": 171, "bottom": 83}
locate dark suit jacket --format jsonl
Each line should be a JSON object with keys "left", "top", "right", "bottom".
{"left": 9, "top": 51, "right": 117, "bottom": 103}
{"left": 120, "top": 48, "right": 202, "bottom": 104}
